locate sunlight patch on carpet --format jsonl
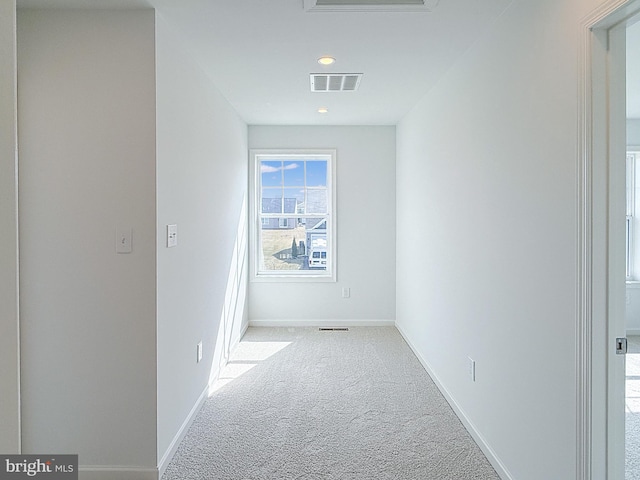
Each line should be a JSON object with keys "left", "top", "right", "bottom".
{"left": 210, "top": 341, "right": 291, "bottom": 395}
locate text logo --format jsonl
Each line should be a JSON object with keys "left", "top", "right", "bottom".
{"left": 0, "top": 455, "right": 77, "bottom": 479}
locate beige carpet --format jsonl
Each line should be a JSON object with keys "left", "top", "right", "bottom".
{"left": 162, "top": 326, "right": 500, "bottom": 480}
{"left": 627, "top": 335, "right": 640, "bottom": 480}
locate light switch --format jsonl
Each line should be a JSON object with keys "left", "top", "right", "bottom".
{"left": 197, "top": 341, "right": 203, "bottom": 363}
{"left": 116, "top": 227, "right": 132, "bottom": 254}
{"left": 167, "top": 224, "right": 178, "bottom": 248}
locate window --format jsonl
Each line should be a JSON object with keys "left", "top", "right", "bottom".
{"left": 625, "top": 147, "right": 640, "bottom": 282}
{"left": 627, "top": 150, "right": 640, "bottom": 280}
{"left": 249, "top": 149, "right": 336, "bottom": 281}
{"left": 625, "top": 152, "right": 640, "bottom": 280}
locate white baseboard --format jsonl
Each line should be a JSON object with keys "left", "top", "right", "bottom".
{"left": 236, "top": 320, "right": 249, "bottom": 345}
{"left": 157, "top": 385, "right": 209, "bottom": 479}
{"left": 395, "top": 323, "right": 513, "bottom": 480}
{"left": 627, "top": 328, "right": 640, "bottom": 336}
{"left": 249, "top": 319, "right": 395, "bottom": 328}
{"left": 79, "top": 466, "right": 157, "bottom": 480}
{"left": 208, "top": 320, "right": 250, "bottom": 388}
{"left": 157, "top": 321, "right": 249, "bottom": 478}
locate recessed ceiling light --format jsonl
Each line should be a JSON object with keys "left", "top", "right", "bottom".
{"left": 317, "top": 56, "right": 336, "bottom": 66}
{"left": 318, "top": 107, "right": 329, "bottom": 113}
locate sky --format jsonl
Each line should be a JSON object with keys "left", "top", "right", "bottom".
{"left": 261, "top": 160, "right": 327, "bottom": 188}
{"left": 260, "top": 159, "right": 328, "bottom": 214}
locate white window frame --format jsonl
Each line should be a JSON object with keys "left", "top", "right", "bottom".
{"left": 249, "top": 149, "right": 337, "bottom": 282}
{"left": 627, "top": 149, "right": 640, "bottom": 282}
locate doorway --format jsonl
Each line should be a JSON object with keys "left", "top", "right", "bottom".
{"left": 580, "top": 2, "right": 640, "bottom": 479}
{"left": 603, "top": 12, "right": 640, "bottom": 480}
{"left": 626, "top": 19, "right": 640, "bottom": 475}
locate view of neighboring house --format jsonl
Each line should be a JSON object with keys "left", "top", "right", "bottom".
{"left": 260, "top": 197, "right": 298, "bottom": 229}
{"left": 306, "top": 219, "right": 327, "bottom": 268}
{"left": 259, "top": 197, "right": 328, "bottom": 268}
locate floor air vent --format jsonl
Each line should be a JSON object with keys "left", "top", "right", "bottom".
{"left": 319, "top": 327, "right": 350, "bottom": 331}
{"left": 310, "top": 74, "right": 362, "bottom": 92}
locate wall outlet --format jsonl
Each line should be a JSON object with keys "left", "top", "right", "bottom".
{"left": 342, "top": 287, "right": 350, "bottom": 298}
{"left": 468, "top": 357, "right": 476, "bottom": 382}
{"left": 116, "top": 227, "right": 132, "bottom": 254}
{"left": 197, "top": 341, "right": 203, "bottom": 363}
{"left": 167, "top": 224, "right": 178, "bottom": 248}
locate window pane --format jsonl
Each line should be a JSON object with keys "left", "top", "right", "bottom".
{"left": 261, "top": 188, "right": 282, "bottom": 214}
{"left": 261, "top": 161, "right": 283, "bottom": 187}
{"left": 306, "top": 188, "right": 327, "bottom": 214}
{"left": 284, "top": 188, "right": 304, "bottom": 214}
{"left": 306, "top": 161, "right": 327, "bottom": 187}
{"left": 627, "top": 215, "right": 632, "bottom": 278}
{"left": 283, "top": 161, "right": 304, "bottom": 186}
{"left": 306, "top": 224, "right": 328, "bottom": 270}
{"left": 259, "top": 216, "right": 328, "bottom": 272}
{"left": 627, "top": 154, "right": 635, "bottom": 216}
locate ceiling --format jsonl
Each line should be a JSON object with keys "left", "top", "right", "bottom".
{"left": 17, "top": 0, "right": 516, "bottom": 125}
{"left": 15, "top": 0, "right": 640, "bottom": 124}
{"left": 148, "top": 0, "right": 517, "bottom": 125}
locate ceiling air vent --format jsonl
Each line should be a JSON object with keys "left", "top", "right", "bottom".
{"left": 303, "top": 0, "right": 439, "bottom": 12}
{"left": 310, "top": 74, "right": 363, "bottom": 92}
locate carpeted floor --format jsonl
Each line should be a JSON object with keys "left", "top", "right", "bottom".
{"left": 162, "top": 326, "right": 499, "bottom": 480}
{"left": 627, "top": 335, "right": 640, "bottom": 480}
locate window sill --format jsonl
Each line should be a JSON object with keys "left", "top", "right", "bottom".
{"left": 251, "top": 274, "right": 336, "bottom": 283}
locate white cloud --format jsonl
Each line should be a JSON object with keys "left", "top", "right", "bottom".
{"left": 260, "top": 163, "right": 299, "bottom": 173}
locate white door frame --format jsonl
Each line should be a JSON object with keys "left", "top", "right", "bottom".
{"left": 579, "top": 1, "right": 640, "bottom": 478}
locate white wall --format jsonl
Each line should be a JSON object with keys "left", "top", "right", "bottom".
{"left": 0, "top": 0, "right": 20, "bottom": 454}
{"left": 18, "top": 9, "right": 158, "bottom": 476}
{"left": 248, "top": 126, "right": 395, "bottom": 324}
{"left": 155, "top": 14, "right": 249, "bottom": 473}
{"left": 396, "top": 1, "right": 610, "bottom": 479}
{"left": 626, "top": 284, "right": 640, "bottom": 334}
